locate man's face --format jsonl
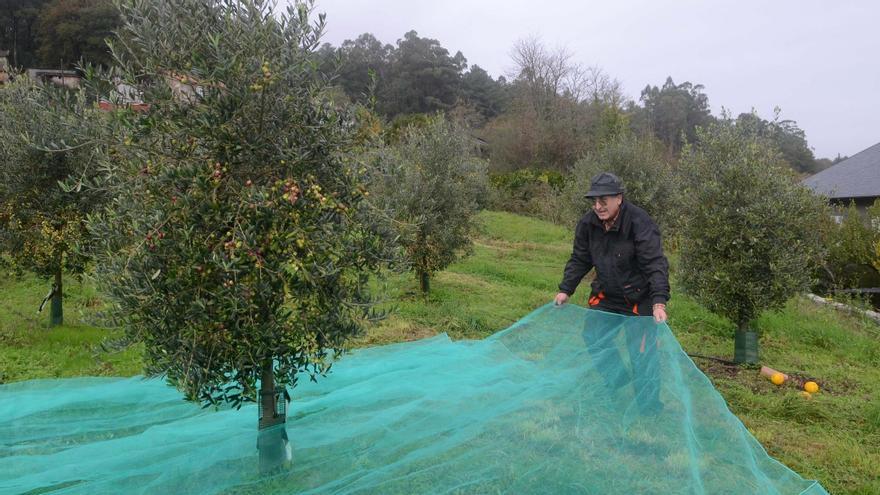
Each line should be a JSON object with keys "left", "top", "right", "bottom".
{"left": 591, "top": 194, "right": 623, "bottom": 221}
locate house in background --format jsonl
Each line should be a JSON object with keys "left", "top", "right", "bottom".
{"left": 803, "top": 141, "right": 880, "bottom": 218}
{"left": 0, "top": 47, "right": 82, "bottom": 88}
{"left": 25, "top": 68, "right": 81, "bottom": 88}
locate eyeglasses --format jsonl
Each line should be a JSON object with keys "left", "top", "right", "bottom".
{"left": 590, "top": 195, "right": 617, "bottom": 207}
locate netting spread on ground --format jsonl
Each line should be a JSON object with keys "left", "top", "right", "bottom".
{"left": 1, "top": 303, "right": 828, "bottom": 495}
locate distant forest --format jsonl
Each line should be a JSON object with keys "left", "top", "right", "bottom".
{"left": 313, "top": 31, "right": 838, "bottom": 175}
{"left": 0, "top": 0, "right": 839, "bottom": 174}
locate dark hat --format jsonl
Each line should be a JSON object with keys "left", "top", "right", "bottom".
{"left": 584, "top": 172, "right": 625, "bottom": 198}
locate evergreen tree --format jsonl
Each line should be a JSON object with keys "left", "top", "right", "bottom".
{"left": 369, "top": 116, "right": 487, "bottom": 294}
{"left": 83, "top": 0, "right": 393, "bottom": 441}
{"left": 677, "top": 119, "right": 828, "bottom": 363}
{"left": 0, "top": 78, "right": 106, "bottom": 326}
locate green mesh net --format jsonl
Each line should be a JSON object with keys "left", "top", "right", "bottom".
{"left": 1, "top": 303, "right": 828, "bottom": 494}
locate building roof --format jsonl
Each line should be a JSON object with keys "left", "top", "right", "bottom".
{"left": 803, "top": 141, "right": 880, "bottom": 199}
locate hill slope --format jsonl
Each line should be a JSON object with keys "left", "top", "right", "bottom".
{"left": 1, "top": 211, "right": 878, "bottom": 493}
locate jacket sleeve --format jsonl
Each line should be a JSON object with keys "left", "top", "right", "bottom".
{"left": 559, "top": 219, "right": 594, "bottom": 295}
{"left": 633, "top": 216, "right": 670, "bottom": 305}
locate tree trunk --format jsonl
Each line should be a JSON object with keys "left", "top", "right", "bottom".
{"left": 50, "top": 269, "right": 63, "bottom": 327}
{"left": 258, "top": 361, "right": 284, "bottom": 429}
{"left": 257, "top": 360, "right": 290, "bottom": 471}
{"left": 418, "top": 270, "right": 430, "bottom": 295}
{"left": 11, "top": 16, "right": 17, "bottom": 68}
{"left": 733, "top": 321, "right": 759, "bottom": 364}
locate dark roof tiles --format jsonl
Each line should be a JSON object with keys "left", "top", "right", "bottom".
{"left": 803, "top": 141, "right": 880, "bottom": 198}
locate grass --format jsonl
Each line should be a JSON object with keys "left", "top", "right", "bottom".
{"left": 0, "top": 274, "right": 142, "bottom": 383}
{"left": 2, "top": 210, "right": 879, "bottom": 494}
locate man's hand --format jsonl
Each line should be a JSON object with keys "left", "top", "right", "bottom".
{"left": 554, "top": 292, "right": 569, "bottom": 306}
{"left": 653, "top": 303, "right": 667, "bottom": 323}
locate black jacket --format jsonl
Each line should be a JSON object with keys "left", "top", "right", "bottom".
{"left": 559, "top": 201, "right": 670, "bottom": 307}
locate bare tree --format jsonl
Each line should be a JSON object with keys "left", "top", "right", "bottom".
{"left": 509, "top": 37, "right": 622, "bottom": 107}
{"left": 580, "top": 65, "right": 624, "bottom": 106}
{"left": 488, "top": 36, "right": 627, "bottom": 171}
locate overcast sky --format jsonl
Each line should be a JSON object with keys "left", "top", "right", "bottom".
{"left": 296, "top": 0, "right": 878, "bottom": 159}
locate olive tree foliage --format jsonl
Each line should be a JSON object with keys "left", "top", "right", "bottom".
{"left": 563, "top": 132, "right": 674, "bottom": 229}
{"left": 0, "top": 78, "right": 107, "bottom": 325}
{"left": 368, "top": 116, "right": 487, "bottom": 294}
{"left": 83, "top": 0, "right": 393, "bottom": 409}
{"left": 677, "top": 119, "right": 829, "bottom": 336}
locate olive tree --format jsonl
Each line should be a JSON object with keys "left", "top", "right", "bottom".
{"left": 369, "top": 116, "right": 487, "bottom": 294}
{"left": 677, "top": 119, "right": 829, "bottom": 363}
{"left": 0, "top": 79, "right": 106, "bottom": 326}
{"left": 86, "top": 0, "right": 392, "bottom": 439}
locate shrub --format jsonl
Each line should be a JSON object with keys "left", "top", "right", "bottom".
{"left": 823, "top": 200, "right": 880, "bottom": 290}
{"left": 874, "top": 239, "right": 880, "bottom": 277}
{"left": 486, "top": 169, "right": 569, "bottom": 224}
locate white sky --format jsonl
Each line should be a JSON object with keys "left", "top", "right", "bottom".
{"left": 294, "top": 0, "right": 879, "bottom": 159}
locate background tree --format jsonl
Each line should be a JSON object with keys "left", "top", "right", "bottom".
{"left": 369, "top": 116, "right": 487, "bottom": 294}
{"left": 0, "top": 78, "right": 105, "bottom": 326}
{"left": 812, "top": 157, "right": 834, "bottom": 172}
{"left": 323, "top": 33, "right": 392, "bottom": 106}
{"left": 318, "top": 32, "right": 508, "bottom": 128}
{"left": 483, "top": 37, "right": 624, "bottom": 172}
{"left": 677, "top": 119, "right": 829, "bottom": 363}
{"left": 0, "top": 0, "right": 49, "bottom": 68}
{"left": 637, "top": 76, "right": 714, "bottom": 153}
{"left": 382, "top": 30, "right": 466, "bottom": 116}
{"left": 85, "top": 0, "right": 393, "bottom": 446}
{"left": 735, "top": 110, "right": 819, "bottom": 175}
{"left": 36, "top": 0, "right": 119, "bottom": 68}
{"left": 458, "top": 64, "right": 508, "bottom": 124}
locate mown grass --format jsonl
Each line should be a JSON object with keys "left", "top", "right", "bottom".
{"left": 1, "top": 210, "right": 879, "bottom": 493}
{"left": 0, "top": 274, "right": 142, "bottom": 383}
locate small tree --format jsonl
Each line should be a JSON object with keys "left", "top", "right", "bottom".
{"left": 0, "top": 79, "right": 105, "bottom": 326}
{"left": 677, "top": 119, "right": 829, "bottom": 363}
{"left": 370, "top": 116, "right": 487, "bottom": 294}
{"left": 85, "top": 0, "right": 392, "bottom": 443}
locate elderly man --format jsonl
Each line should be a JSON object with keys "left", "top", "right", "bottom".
{"left": 554, "top": 172, "right": 669, "bottom": 321}
{"left": 554, "top": 172, "right": 670, "bottom": 413}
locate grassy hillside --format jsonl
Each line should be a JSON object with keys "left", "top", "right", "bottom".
{"left": 1, "top": 210, "right": 878, "bottom": 494}
{"left": 0, "top": 275, "right": 142, "bottom": 382}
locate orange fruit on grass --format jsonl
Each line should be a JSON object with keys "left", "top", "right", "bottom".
{"left": 770, "top": 372, "right": 785, "bottom": 385}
